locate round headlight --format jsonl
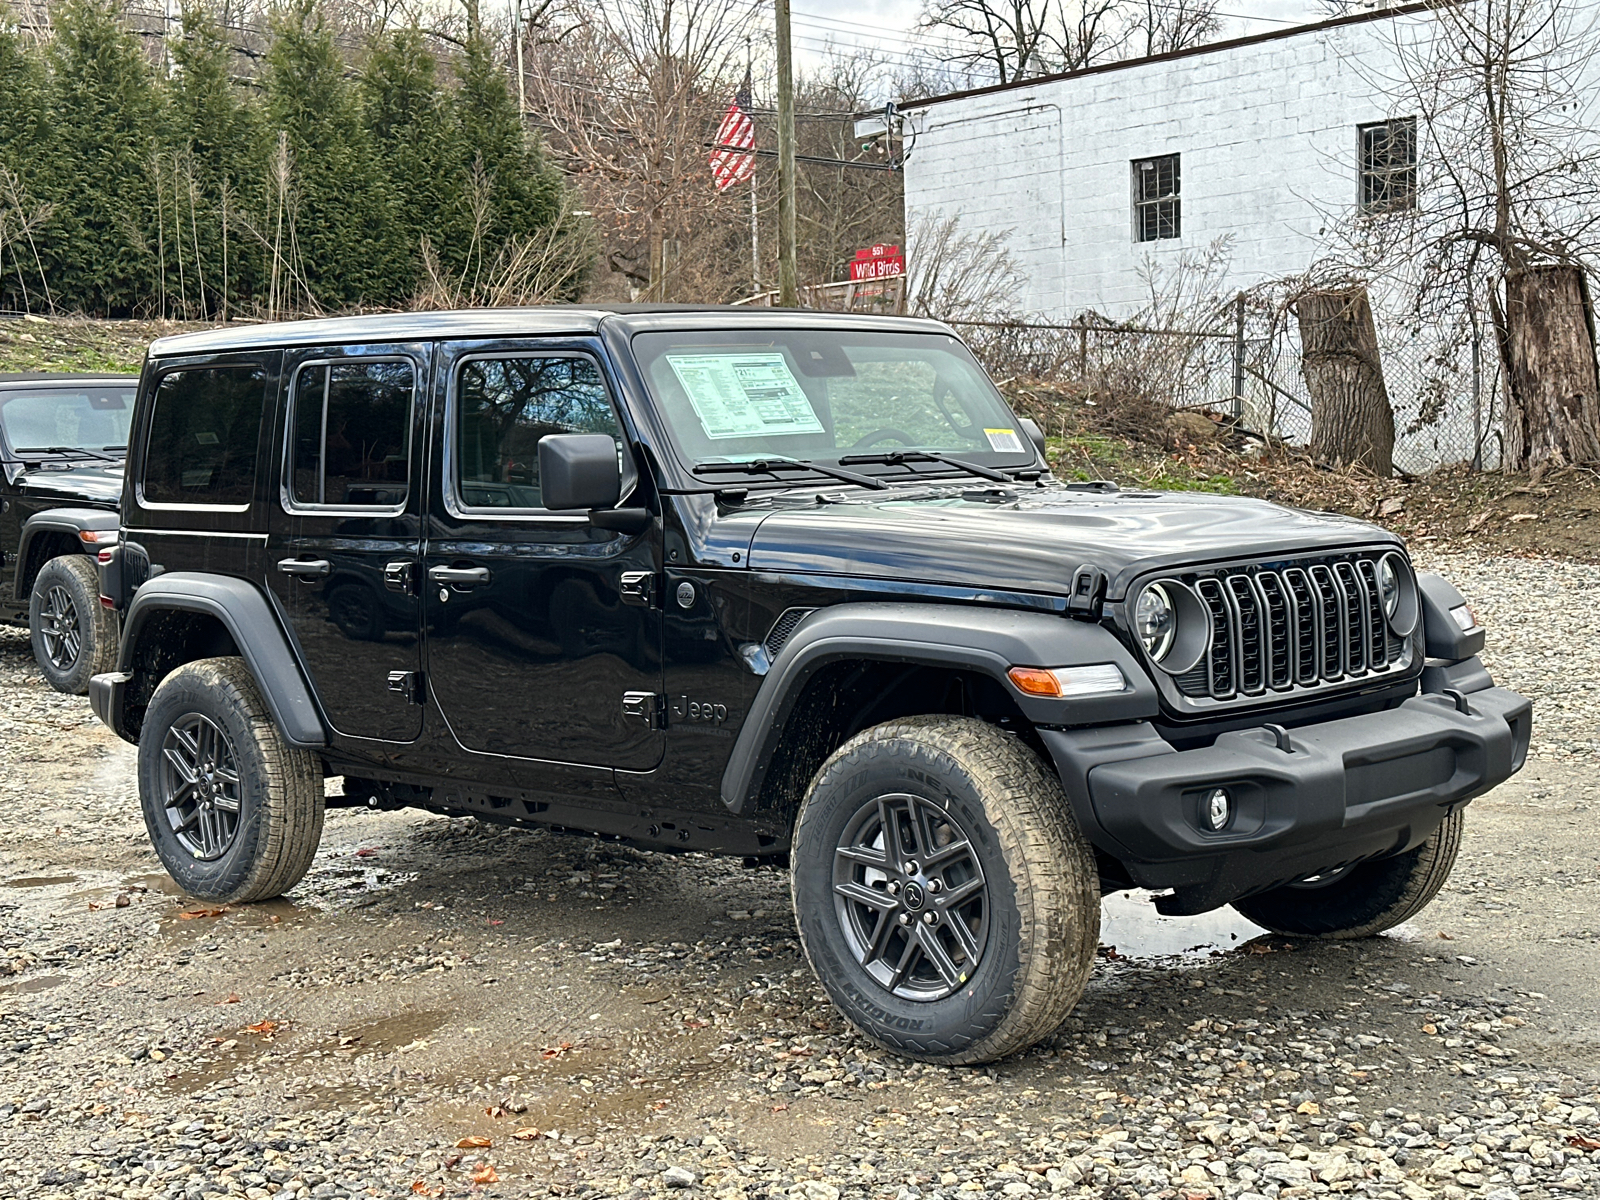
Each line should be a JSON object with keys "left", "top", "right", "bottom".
{"left": 1377, "top": 556, "right": 1400, "bottom": 619}
{"left": 1135, "top": 583, "right": 1176, "bottom": 662}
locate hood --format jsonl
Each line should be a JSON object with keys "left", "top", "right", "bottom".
{"left": 744, "top": 486, "right": 1400, "bottom": 598}
{"left": 12, "top": 461, "right": 125, "bottom": 505}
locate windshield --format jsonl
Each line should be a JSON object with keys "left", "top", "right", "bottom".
{"left": 0, "top": 385, "right": 135, "bottom": 455}
{"left": 631, "top": 330, "right": 1032, "bottom": 481}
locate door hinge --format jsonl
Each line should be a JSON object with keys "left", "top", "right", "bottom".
{"left": 1068, "top": 564, "right": 1108, "bottom": 622}
{"left": 621, "top": 690, "right": 667, "bottom": 729}
{"left": 387, "top": 670, "right": 425, "bottom": 704}
{"left": 619, "top": 570, "right": 660, "bottom": 608}
{"left": 384, "top": 561, "right": 418, "bottom": 596}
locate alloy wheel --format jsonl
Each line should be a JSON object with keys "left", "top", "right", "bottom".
{"left": 38, "top": 584, "right": 80, "bottom": 670}
{"left": 160, "top": 713, "right": 243, "bottom": 861}
{"left": 831, "top": 792, "right": 990, "bottom": 1001}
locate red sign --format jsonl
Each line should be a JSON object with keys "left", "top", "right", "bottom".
{"left": 850, "top": 243, "right": 904, "bottom": 282}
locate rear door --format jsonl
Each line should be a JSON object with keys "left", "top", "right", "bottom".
{"left": 422, "top": 340, "right": 664, "bottom": 771}
{"left": 265, "top": 342, "right": 428, "bottom": 743}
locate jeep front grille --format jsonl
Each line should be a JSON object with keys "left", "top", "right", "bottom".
{"left": 1169, "top": 554, "right": 1411, "bottom": 702}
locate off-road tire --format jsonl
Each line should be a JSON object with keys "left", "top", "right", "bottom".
{"left": 791, "top": 716, "right": 1100, "bottom": 1064}
{"left": 29, "top": 554, "right": 116, "bottom": 694}
{"left": 138, "top": 657, "right": 323, "bottom": 903}
{"left": 1232, "top": 808, "right": 1465, "bottom": 938}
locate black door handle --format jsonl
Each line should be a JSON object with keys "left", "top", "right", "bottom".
{"left": 278, "top": 558, "right": 331, "bottom": 578}
{"left": 428, "top": 565, "right": 491, "bottom": 588}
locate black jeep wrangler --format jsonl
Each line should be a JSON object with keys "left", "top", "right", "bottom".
{"left": 90, "top": 309, "right": 1530, "bottom": 1064}
{"left": 0, "top": 372, "right": 135, "bottom": 692}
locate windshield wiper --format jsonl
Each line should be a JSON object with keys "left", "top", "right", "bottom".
{"left": 693, "top": 456, "right": 890, "bottom": 490}
{"left": 839, "top": 449, "right": 1014, "bottom": 484}
{"left": 14, "top": 445, "right": 120, "bottom": 463}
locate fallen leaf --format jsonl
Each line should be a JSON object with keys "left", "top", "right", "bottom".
{"left": 216, "top": 993, "right": 241, "bottom": 1006}
{"left": 469, "top": 1163, "right": 499, "bottom": 1184}
{"left": 1437, "top": 931, "right": 1455, "bottom": 940}
{"left": 443, "top": 1154, "right": 462, "bottom": 1169}
{"left": 178, "top": 907, "right": 227, "bottom": 920}
{"left": 411, "top": 1183, "right": 443, "bottom": 1196}
{"left": 355, "top": 847, "right": 379, "bottom": 857}
{"left": 511, "top": 1128, "right": 542, "bottom": 1141}
{"left": 1569, "top": 1134, "right": 1600, "bottom": 1151}
{"left": 454, "top": 1135, "right": 492, "bottom": 1149}
{"left": 484, "top": 1106, "right": 506, "bottom": 1119}
{"left": 244, "top": 1020, "right": 279, "bottom": 1037}
{"left": 87, "top": 902, "right": 101, "bottom": 911}
{"left": 769, "top": 1104, "right": 789, "bottom": 1113}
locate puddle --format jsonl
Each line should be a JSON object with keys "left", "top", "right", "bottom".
{"left": 1100, "top": 890, "right": 1270, "bottom": 959}
{"left": 2, "top": 875, "right": 78, "bottom": 888}
{"left": 0, "top": 973, "right": 69, "bottom": 994}
{"left": 323, "top": 1008, "right": 448, "bottom": 1054}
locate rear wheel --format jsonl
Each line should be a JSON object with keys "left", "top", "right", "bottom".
{"left": 29, "top": 554, "right": 116, "bottom": 694}
{"left": 138, "top": 657, "right": 323, "bottom": 903}
{"left": 791, "top": 716, "right": 1099, "bottom": 1064}
{"left": 1232, "top": 808, "right": 1465, "bottom": 938}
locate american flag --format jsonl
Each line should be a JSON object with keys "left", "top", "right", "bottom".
{"left": 709, "top": 75, "right": 756, "bottom": 192}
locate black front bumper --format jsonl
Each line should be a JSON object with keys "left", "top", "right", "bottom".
{"left": 1040, "top": 681, "right": 1531, "bottom": 914}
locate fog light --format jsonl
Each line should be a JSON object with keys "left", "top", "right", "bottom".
{"left": 1203, "top": 788, "right": 1231, "bottom": 831}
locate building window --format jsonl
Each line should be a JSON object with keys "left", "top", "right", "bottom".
{"left": 1359, "top": 118, "right": 1416, "bottom": 213}
{"left": 1133, "top": 155, "right": 1180, "bottom": 243}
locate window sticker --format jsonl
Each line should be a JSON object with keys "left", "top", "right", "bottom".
{"left": 666, "top": 352, "right": 826, "bottom": 441}
{"left": 984, "top": 427, "right": 1025, "bottom": 453}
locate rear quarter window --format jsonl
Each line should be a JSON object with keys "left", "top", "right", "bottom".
{"left": 141, "top": 365, "right": 270, "bottom": 506}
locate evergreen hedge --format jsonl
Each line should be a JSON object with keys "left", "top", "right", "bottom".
{"left": 0, "top": 1, "right": 580, "bottom": 317}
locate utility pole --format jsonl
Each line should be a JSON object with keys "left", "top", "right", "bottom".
{"left": 775, "top": 0, "right": 798, "bottom": 307}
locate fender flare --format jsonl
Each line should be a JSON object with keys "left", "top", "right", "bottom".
{"left": 719, "top": 602, "right": 1158, "bottom": 813}
{"left": 16, "top": 507, "right": 118, "bottom": 596}
{"left": 117, "top": 572, "right": 328, "bottom": 748}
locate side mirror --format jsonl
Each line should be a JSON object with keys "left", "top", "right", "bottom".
{"left": 538, "top": 433, "right": 621, "bottom": 511}
{"left": 1019, "top": 417, "right": 1047, "bottom": 460}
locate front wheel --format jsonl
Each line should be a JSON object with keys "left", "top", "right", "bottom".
{"left": 29, "top": 554, "right": 116, "bottom": 694}
{"left": 138, "top": 657, "right": 324, "bottom": 903}
{"left": 1232, "top": 808, "right": 1465, "bottom": 938}
{"left": 791, "top": 716, "right": 1100, "bottom": 1064}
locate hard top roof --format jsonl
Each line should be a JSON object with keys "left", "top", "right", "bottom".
{"left": 147, "top": 305, "right": 951, "bottom": 358}
{"left": 0, "top": 371, "right": 138, "bottom": 385}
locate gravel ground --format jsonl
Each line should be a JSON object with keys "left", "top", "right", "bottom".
{"left": 1, "top": 552, "right": 1597, "bottom": 1200}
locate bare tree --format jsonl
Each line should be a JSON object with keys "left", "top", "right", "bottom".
{"left": 918, "top": 0, "right": 1053, "bottom": 85}
{"left": 1132, "top": 0, "right": 1219, "bottom": 57}
{"left": 914, "top": 0, "right": 1220, "bottom": 88}
{"left": 522, "top": 0, "right": 754, "bottom": 300}
{"left": 1339, "top": 0, "right": 1600, "bottom": 469}
{"left": 905, "top": 210, "right": 1025, "bottom": 321}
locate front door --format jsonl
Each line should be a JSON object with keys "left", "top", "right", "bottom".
{"left": 422, "top": 342, "right": 663, "bottom": 771}
{"left": 265, "top": 343, "right": 428, "bottom": 743}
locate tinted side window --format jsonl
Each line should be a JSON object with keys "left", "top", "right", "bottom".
{"left": 142, "top": 365, "right": 269, "bottom": 505}
{"left": 455, "top": 356, "right": 620, "bottom": 510}
{"left": 290, "top": 361, "right": 413, "bottom": 508}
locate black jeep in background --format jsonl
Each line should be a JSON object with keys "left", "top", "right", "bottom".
{"left": 90, "top": 309, "right": 1530, "bottom": 1064}
{"left": 0, "top": 372, "right": 134, "bottom": 692}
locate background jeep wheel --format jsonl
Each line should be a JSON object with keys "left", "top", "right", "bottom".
{"left": 1232, "top": 808, "right": 1465, "bottom": 938}
{"left": 29, "top": 554, "right": 116, "bottom": 694}
{"left": 791, "top": 716, "right": 1099, "bottom": 1064}
{"left": 139, "top": 657, "right": 323, "bottom": 903}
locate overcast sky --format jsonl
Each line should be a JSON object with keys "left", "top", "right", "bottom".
{"left": 783, "top": 0, "right": 1332, "bottom": 82}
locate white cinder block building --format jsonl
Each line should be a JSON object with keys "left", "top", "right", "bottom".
{"left": 902, "top": 6, "right": 1432, "bottom": 319}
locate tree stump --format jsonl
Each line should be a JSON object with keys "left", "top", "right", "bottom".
{"left": 1500, "top": 265, "right": 1600, "bottom": 469}
{"left": 1296, "top": 286, "right": 1395, "bottom": 478}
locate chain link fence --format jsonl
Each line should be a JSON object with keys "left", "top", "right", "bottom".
{"left": 955, "top": 312, "right": 1503, "bottom": 474}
